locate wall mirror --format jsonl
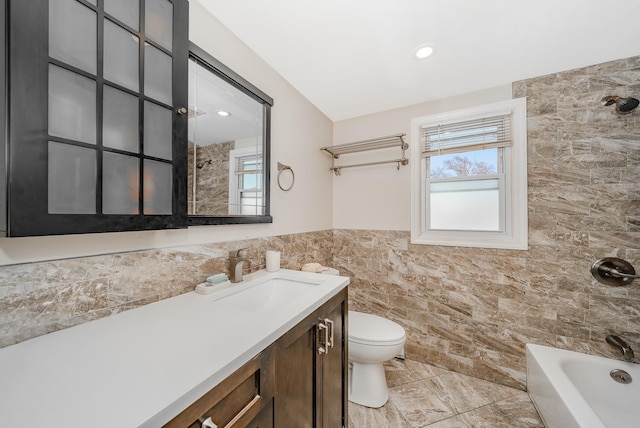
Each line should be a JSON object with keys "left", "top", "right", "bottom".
{"left": 187, "top": 43, "right": 273, "bottom": 225}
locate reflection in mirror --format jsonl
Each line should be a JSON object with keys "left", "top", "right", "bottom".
{"left": 187, "top": 44, "right": 273, "bottom": 225}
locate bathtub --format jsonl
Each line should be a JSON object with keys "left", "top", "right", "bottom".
{"left": 526, "top": 343, "right": 640, "bottom": 428}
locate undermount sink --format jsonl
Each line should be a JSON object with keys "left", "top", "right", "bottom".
{"left": 219, "top": 277, "right": 320, "bottom": 312}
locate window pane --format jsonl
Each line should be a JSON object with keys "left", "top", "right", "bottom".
{"left": 143, "top": 160, "right": 172, "bottom": 214}
{"left": 144, "top": 101, "right": 172, "bottom": 160}
{"left": 103, "top": 86, "right": 139, "bottom": 153}
{"left": 240, "top": 192, "right": 262, "bottom": 215}
{"left": 48, "top": 142, "right": 96, "bottom": 214}
{"left": 103, "top": 152, "right": 139, "bottom": 214}
{"left": 144, "top": 44, "right": 172, "bottom": 105}
{"left": 104, "top": 0, "right": 139, "bottom": 31}
{"left": 429, "top": 179, "right": 500, "bottom": 231}
{"left": 48, "top": 65, "right": 96, "bottom": 144}
{"left": 49, "top": 0, "right": 97, "bottom": 74}
{"left": 429, "top": 148, "right": 497, "bottom": 179}
{"left": 104, "top": 20, "right": 139, "bottom": 92}
{"left": 145, "top": 0, "right": 173, "bottom": 51}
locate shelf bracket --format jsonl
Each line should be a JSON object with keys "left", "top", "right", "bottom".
{"left": 321, "top": 133, "right": 408, "bottom": 175}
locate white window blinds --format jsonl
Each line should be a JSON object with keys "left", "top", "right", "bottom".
{"left": 234, "top": 154, "right": 263, "bottom": 176}
{"left": 421, "top": 113, "right": 512, "bottom": 157}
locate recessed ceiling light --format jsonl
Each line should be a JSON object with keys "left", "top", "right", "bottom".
{"left": 217, "top": 110, "right": 231, "bottom": 117}
{"left": 414, "top": 44, "right": 435, "bottom": 60}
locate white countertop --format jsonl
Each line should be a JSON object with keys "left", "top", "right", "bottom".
{"left": 0, "top": 269, "right": 349, "bottom": 427}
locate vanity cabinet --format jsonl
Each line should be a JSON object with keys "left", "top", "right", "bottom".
{"left": 274, "top": 289, "right": 348, "bottom": 428}
{"left": 164, "top": 347, "right": 275, "bottom": 428}
{"left": 164, "top": 288, "right": 348, "bottom": 428}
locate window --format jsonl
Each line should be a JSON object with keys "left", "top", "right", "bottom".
{"left": 228, "top": 148, "right": 264, "bottom": 215}
{"left": 410, "top": 98, "right": 528, "bottom": 250}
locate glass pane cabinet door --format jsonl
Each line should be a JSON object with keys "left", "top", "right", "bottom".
{"left": 104, "top": 0, "right": 139, "bottom": 31}
{"left": 103, "top": 85, "right": 139, "bottom": 153}
{"left": 48, "top": 142, "right": 97, "bottom": 214}
{"left": 7, "top": 0, "right": 188, "bottom": 237}
{"left": 48, "top": 0, "right": 97, "bottom": 74}
{"left": 145, "top": 0, "right": 173, "bottom": 51}
{"left": 48, "top": 64, "right": 97, "bottom": 144}
{"left": 103, "top": 19, "right": 140, "bottom": 92}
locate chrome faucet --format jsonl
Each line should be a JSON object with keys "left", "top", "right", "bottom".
{"left": 229, "top": 249, "right": 251, "bottom": 283}
{"left": 606, "top": 334, "right": 635, "bottom": 362}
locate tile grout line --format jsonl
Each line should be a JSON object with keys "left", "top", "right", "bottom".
{"left": 418, "top": 393, "right": 522, "bottom": 427}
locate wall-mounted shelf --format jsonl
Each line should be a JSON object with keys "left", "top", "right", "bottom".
{"left": 320, "top": 134, "right": 408, "bottom": 176}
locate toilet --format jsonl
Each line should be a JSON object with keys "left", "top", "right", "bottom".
{"left": 348, "top": 310, "right": 406, "bottom": 408}
{"left": 321, "top": 268, "right": 407, "bottom": 408}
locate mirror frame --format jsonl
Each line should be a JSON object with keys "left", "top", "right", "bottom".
{"left": 187, "top": 42, "right": 273, "bottom": 226}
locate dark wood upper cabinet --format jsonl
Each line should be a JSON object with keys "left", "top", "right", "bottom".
{"left": 3, "top": 0, "right": 189, "bottom": 236}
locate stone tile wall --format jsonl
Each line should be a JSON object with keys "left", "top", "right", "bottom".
{"left": 334, "top": 55, "right": 640, "bottom": 389}
{"left": 187, "top": 141, "right": 233, "bottom": 215}
{"left": 0, "top": 230, "right": 332, "bottom": 348}
{"left": 2, "top": 56, "right": 638, "bottom": 392}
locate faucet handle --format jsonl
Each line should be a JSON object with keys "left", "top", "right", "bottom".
{"left": 230, "top": 248, "right": 248, "bottom": 258}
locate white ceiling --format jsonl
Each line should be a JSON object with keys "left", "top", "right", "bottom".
{"left": 197, "top": 0, "right": 640, "bottom": 122}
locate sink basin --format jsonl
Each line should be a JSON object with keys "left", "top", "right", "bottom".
{"left": 219, "top": 277, "right": 320, "bottom": 312}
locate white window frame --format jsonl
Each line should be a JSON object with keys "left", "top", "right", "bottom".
{"left": 410, "top": 97, "right": 528, "bottom": 250}
{"left": 228, "top": 147, "right": 263, "bottom": 215}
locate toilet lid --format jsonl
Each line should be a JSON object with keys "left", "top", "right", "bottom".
{"left": 349, "top": 310, "right": 406, "bottom": 345}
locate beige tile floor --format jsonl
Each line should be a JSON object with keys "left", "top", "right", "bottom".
{"left": 348, "top": 359, "right": 544, "bottom": 428}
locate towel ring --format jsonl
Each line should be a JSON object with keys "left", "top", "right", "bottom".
{"left": 277, "top": 162, "right": 295, "bottom": 191}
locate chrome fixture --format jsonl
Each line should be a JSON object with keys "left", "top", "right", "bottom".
{"left": 606, "top": 334, "right": 635, "bottom": 362}
{"left": 320, "top": 133, "right": 409, "bottom": 176}
{"left": 229, "top": 248, "right": 251, "bottom": 283}
{"left": 610, "top": 369, "right": 632, "bottom": 384}
{"left": 601, "top": 95, "right": 639, "bottom": 115}
{"left": 196, "top": 159, "right": 212, "bottom": 169}
{"left": 591, "top": 257, "right": 639, "bottom": 286}
{"left": 277, "top": 162, "right": 295, "bottom": 191}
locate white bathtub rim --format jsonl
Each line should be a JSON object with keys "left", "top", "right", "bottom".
{"left": 525, "top": 343, "right": 637, "bottom": 428}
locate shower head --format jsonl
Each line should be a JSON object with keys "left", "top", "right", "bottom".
{"left": 601, "top": 95, "right": 639, "bottom": 114}
{"left": 196, "top": 159, "right": 212, "bottom": 169}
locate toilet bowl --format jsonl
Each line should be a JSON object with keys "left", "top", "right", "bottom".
{"left": 319, "top": 269, "right": 406, "bottom": 407}
{"left": 348, "top": 310, "right": 406, "bottom": 408}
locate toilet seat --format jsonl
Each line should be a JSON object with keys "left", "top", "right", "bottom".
{"left": 349, "top": 311, "right": 406, "bottom": 346}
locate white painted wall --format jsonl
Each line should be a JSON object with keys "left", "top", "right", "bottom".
{"left": 332, "top": 85, "right": 513, "bottom": 231}
{"left": 0, "top": 1, "right": 334, "bottom": 265}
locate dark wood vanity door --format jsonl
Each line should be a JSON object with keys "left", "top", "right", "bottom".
{"left": 273, "top": 313, "right": 317, "bottom": 426}
{"left": 274, "top": 289, "right": 348, "bottom": 428}
{"left": 320, "top": 298, "right": 347, "bottom": 428}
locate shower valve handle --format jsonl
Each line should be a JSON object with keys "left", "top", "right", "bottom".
{"left": 599, "top": 266, "right": 640, "bottom": 279}
{"left": 591, "top": 257, "right": 639, "bottom": 286}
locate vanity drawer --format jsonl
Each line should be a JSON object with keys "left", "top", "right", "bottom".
{"left": 164, "top": 347, "right": 274, "bottom": 428}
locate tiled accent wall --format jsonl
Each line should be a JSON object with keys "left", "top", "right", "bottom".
{"left": 2, "top": 56, "right": 638, "bottom": 392}
{"left": 187, "top": 141, "right": 233, "bottom": 215}
{"left": 334, "top": 55, "right": 640, "bottom": 390}
{"left": 0, "top": 230, "right": 332, "bottom": 348}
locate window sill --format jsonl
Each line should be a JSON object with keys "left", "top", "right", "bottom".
{"left": 411, "top": 230, "right": 528, "bottom": 250}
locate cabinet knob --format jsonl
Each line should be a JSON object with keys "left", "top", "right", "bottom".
{"left": 177, "top": 107, "right": 188, "bottom": 115}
